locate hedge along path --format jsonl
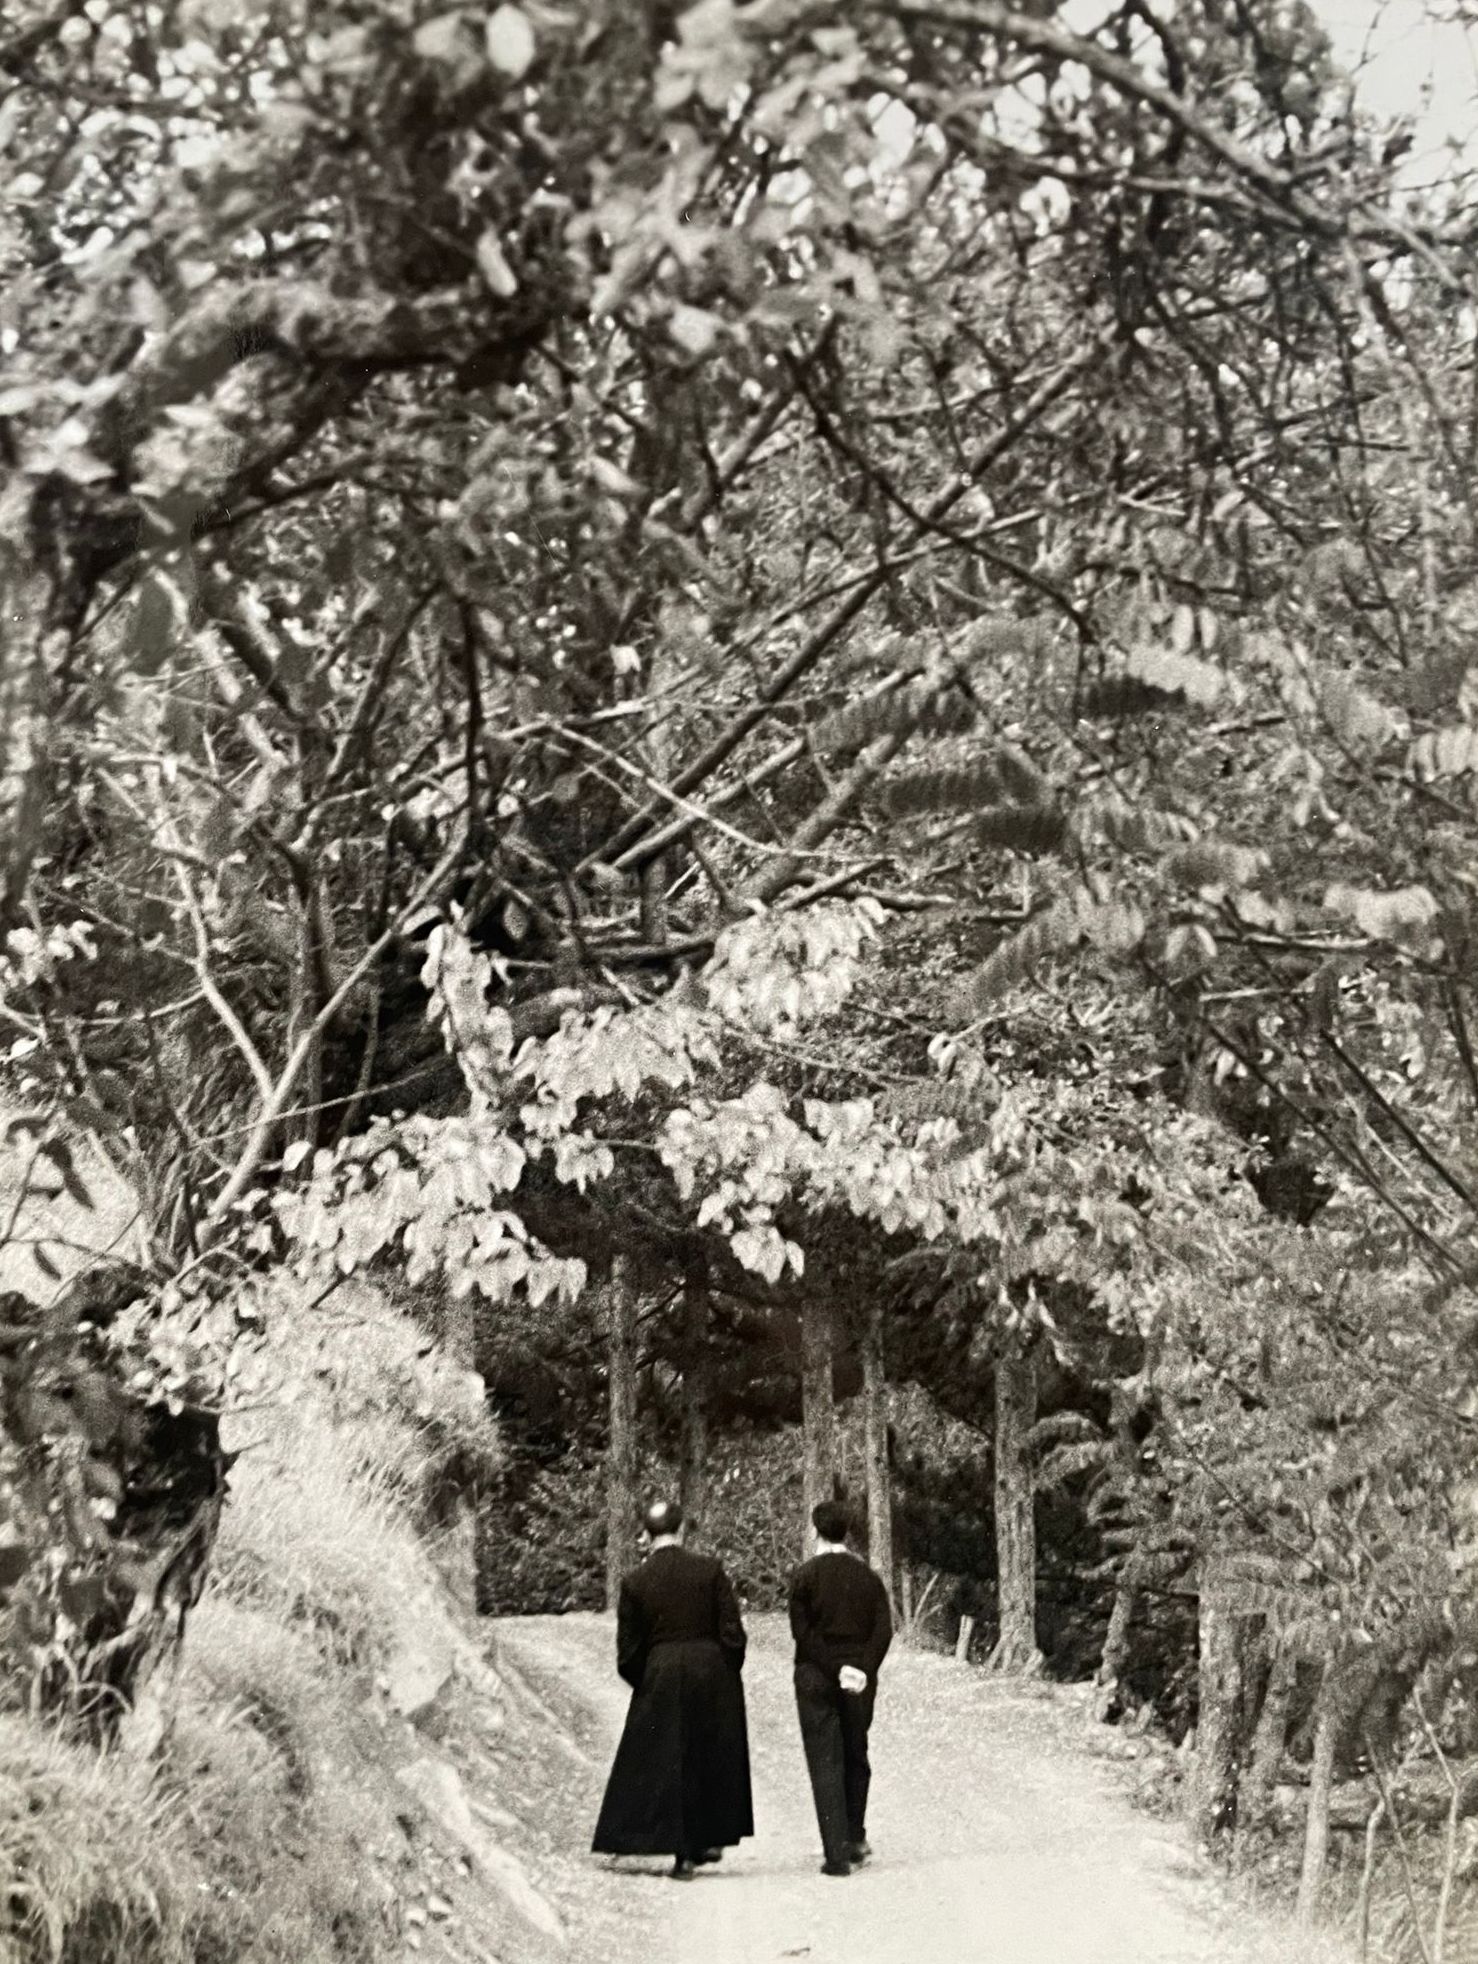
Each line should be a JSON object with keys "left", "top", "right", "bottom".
{"left": 493, "top": 1610, "right": 1353, "bottom": 1964}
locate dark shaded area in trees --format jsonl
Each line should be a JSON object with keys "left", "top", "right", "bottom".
{"left": 471, "top": 1263, "right": 1195, "bottom": 1708}
{"left": 0, "top": 1272, "right": 227, "bottom": 1737}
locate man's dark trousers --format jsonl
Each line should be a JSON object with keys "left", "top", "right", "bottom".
{"left": 794, "top": 1661, "right": 876, "bottom": 1866}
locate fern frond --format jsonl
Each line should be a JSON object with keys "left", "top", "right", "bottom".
{"left": 1159, "top": 840, "right": 1265, "bottom": 890}
{"left": 1081, "top": 675, "right": 1173, "bottom": 720}
{"left": 1079, "top": 895, "right": 1147, "bottom": 957}
{"left": 877, "top": 1077, "right": 1000, "bottom": 1126}
{"left": 1083, "top": 643, "right": 1224, "bottom": 717}
{"left": 811, "top": 690, "right": 910, "bottom": 751}
{"left": 1078, "top": 795, "right": 1197, "bottom": 855}
{"left": 882, "top": 760, "right": 1009, "bottom": 819}
{"left": 949, "top": 889, "right": 1145, "bottom": 1016}
{"left": 949, "top": 895, "right": 1081, "bottom": 1017}
{"left": 1120, "top": 1548, "right": 1188, "bottom": 1584}
{"left": 915, "top": 687, "right": 978, "bottom": 738}
{"left": 1411, "top": 724, "right": 1478, "bottom": 779}
{"left": 813, "top": 676, "right": 975, "bottom": 751}
{"left": 974, "top": 805, "right": 1067, "bottom": 855}
{"left": 881, "top": 741, "right": 1052, "bottom": 820}
{"left": 946, "top": 615, "right": 1056, "bottom": 675}
{"left": 1029, "top": 1412, "right": 1104, "bottom": 1452}
{"left": 1038, "top": 1440, "right": 1112, "bottom": 1489}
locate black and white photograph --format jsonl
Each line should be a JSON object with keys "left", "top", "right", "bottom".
{"left": 2, "top": 1, "right": 1477, "bottom": 1959}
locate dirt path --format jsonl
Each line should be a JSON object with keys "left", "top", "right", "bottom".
{"left": 491, "top": 1612, "right": 1349, "bottom": 1964}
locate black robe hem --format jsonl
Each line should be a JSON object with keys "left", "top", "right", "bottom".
{"left": 590, "top": 1829, "right": 752, "bottom": 1857}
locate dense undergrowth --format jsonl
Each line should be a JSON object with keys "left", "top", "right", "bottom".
{"left": 1, "top": 1283, "right": 504, "bottom": 1964}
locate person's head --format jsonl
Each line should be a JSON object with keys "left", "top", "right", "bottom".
{"left": 642, "top": 1498, "right": 685, "bottom": 1545}
{"left": 811, "top": 1500, "right": 852, "bottom": 1550}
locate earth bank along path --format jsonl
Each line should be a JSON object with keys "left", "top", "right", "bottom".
{"left": 491, "top": 1611, "right": 1349, "bottom": 1964}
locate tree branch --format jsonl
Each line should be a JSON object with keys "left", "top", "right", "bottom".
{"left": 597, "top": 336, "right": 1110, "bottom": 866}
{"left": 200, "top": 828, "right": 470, "bottom": 1235}
{"left": 742, "top": 733, "right": 907, "bottom": 907}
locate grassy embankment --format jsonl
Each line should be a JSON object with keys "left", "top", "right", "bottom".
{"left": 2, "top": 1271, "right": 580, "bottom": 1964}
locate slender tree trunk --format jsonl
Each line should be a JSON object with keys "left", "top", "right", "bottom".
{"left": 989, "top": 1341, "right": 1040, "bottom": 1672}
{"left": 679, "top": 1284, "right": 709, "bottom": 1542}
{"left": 436, "top": 1284, "right": 479, "bottom": 1612}
{"left": 1368, "top": 1743, "right": 1437, "bottom": 1964}
{"left": 1238, "top": 1639, "right": 1297, "bottom": 1838}
{"left": 1434, "top": 1769, "right": 1478, "bottom": 1964}
{"left": 800, "top": 1296, "right": 836, "bottom": 1557}
{"left": 0, "top": 494, "right": 57, "bottom": 916}
{"left": 639, "top": 854, "right": 668, "bottom": 944}
{"left": 1356, "top": 1796, "right": 1386, "bottom": 1960}
{"left": 1091, "top": 1554, "right": 1140, "bottom": 1721}
{"left": 1193, "top": 1550, "right": 1247, "bottom": 1848}
{"left": 1296, "top": 1667, "right": 1342, "bottom": 1923}
{"left": 605, "top": 1263, "right": 638, "bottom": 1611}
{"left": 860, "top": 1300, "right": 893, "bottom": 1598}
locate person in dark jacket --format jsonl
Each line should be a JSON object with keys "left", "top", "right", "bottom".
{"left": 788, "top": 1499, "right": 893, "bottom": 1877}
{"left": 592, "top": 1499, "right": 754, "bottom": 1880}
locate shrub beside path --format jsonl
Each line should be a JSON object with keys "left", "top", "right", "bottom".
{"left": 492, "top": 1611, "right": 1351, "bottom": 1964}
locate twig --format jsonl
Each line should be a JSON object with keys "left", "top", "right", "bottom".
{"left": 1320, "top": 1029, "right": 1478, "bottom": 1220}
{"left": 1357, "top": 1796, "right": 1386, "bottom": 1961}
{"left": 742, "top": 733, "right": 908, "bottom": 907}
{"left": 1365, "top": 1735, "right": 1435, "bottom": 1964}
{"left": 1414, "top": 1689, "right": 1472, "bottom": 1964}
{"left": 171, "top": 859, "right": 276, "bottom": 1109}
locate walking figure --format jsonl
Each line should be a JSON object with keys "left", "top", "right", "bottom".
{"left": 788, "top": 1499, "right": 893, "bottom": 1876}
{"left": 592, "top": 1499, "right": 754, "bottom": 1880}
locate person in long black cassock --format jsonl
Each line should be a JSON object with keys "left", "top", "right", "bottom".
{"left": 592, "top": 1499, "right": 754, "bottom": 1880}
{"left": 788, "top": 1499, "right": 893, "bottom": 1877}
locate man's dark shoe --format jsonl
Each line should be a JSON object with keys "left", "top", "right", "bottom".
{"left": 696, "top": 1848, "right": 724, "bottom": 1865}
{"left": 670, "top": 1857, "right": 697, "bottom": 1880}
{"left": 847, "top": 1840, "right": 872, "bottom": 1866}
{"left": 820, "top": 1859, "right": 852, "bottom": 1877}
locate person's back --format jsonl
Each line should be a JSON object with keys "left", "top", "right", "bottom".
{"left": 788, "top": 1501, "right": 893, "bottom": 1877}
{"left": 623, "top": 1545, "right": 740, "bottom": 1663}
{"left": 789, "top": 1549, "right": 891, "bottom": 1680}
{"left": 593, "top": 1501, "right": 753, "bottom": 1879}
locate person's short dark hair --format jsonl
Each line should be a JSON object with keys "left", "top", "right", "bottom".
{"left": 812, "top": 1500, "right": 851, "bottom": 1544}
{"left": 643, "top": 1498, "right": 684, "bottom": 1538}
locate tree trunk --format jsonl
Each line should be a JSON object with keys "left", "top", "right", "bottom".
{"left": 434, "top": 1283, "right": 479, "bottom": 1613}
{"left": 1356, "top": 1794, "right": 1386, "bottom": 1961}
{"left": 860, "top": 1300, "right": 893, "bottom": 1598}
{"left": 1434, "top": 1768, "right": 1478, "bottom": 1963}
{"left": 679, "top": 1283, "right": 709, "bottom": 1543}
{"left": 1091, "top": 1556, "right": 1140, "bottom": 1721}
{"left": 989, "top": 1341, "right": 1040, "bottom": 1673}
{"left": 1238, "top": 1639, "right": 1297, "bottom": 1838}
{"left": 800, "top": 1295, "right": 836, "bottom": 1557}
{"left": 0, "top": 491, "right": 57, "bottom": 917}
{"left": 1297, "top": 1667, "right": 1342, "bottom": 1923}
{"left": 1193, "top": 1551, "right": 1247, "bottom": 1848}
{"left": 295, "top": 885, "right": 336, "bottom": 1154}
{"left": 604, "top": 1263, "right": 638, "bottom": 1612}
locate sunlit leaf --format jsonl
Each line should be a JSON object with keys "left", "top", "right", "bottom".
{"left": 485, "top": 4, "right": 536, "bottom": 79}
